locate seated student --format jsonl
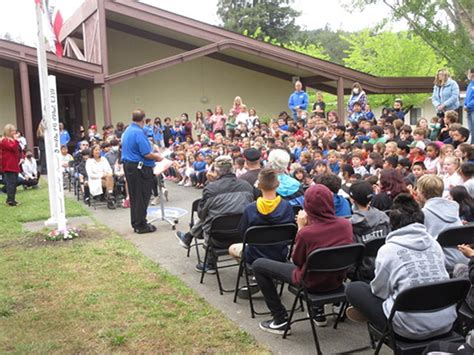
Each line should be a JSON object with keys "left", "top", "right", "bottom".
{"left": 253, "top": 184, "right": 353, "bottom": 334}
{"left": 228, "top": 168, "right": 295, "bottom": 297}
{"left": 21, "top": 150, "right": 39, "bottom": 188}
{"left": 59, "top": 145, "right": 73, "bottom": 173}
{"left": 449, "top": 186, "right": 474, "bottom": 223}
{"left": 351, "top": 152, "right": 368, "bottom": 177}
{"left": 416, "top": 175, "right": 468, "bottom": 271}
{"left": 348, "top": 102, "right": 366, "bottom": 124}
{"left": 315, "top": 173, "right": 351, "bottom": 217}
{"left": 175, "top": 156, "right": 254, "bottom": 273}
{"left": 368, "top": 126, "right": 386, "bottom": 145}
{"left": 349, "top": 181, "right": 390, "bottom": 282}
{"left": 345, "top": 193, "right": 457, "bottom": 340}
{"left": 460, "top": 162, "right": 474, "bottom": 197}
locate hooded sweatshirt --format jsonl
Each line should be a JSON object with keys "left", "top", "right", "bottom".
{"left": 423, "top": 197, "right": 468, "bottom": 271}
{"left": 291, "top": 185, "right": 353, "bottom": 291}
{"left": 238, "top": 197, "right": 295, "bottom": 265}
{"left": 371, "top": 223, "right": 457, "bottom": 340}
{"left": 351, "top": 207, "right": 391, "bottom": 282}
{"left": 276, "top": 173, "right": 305, "bottom": 206}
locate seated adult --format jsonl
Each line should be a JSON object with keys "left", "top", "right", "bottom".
{"left": 315, "top": 173, "right": 351, "bottom": 217}
{"left": 238, "top": 148, "right": 261, "bottom": 187}
{"left": 345, "top": 194, "right": 457, "bottom": 341}
{"left": 416, "top": 175, "right": 468, "bottom": 271}
{"left": 349, "top": 180, "right": 390, "bottom": 282}
{"left": 175, "top": 155, "right": 254, "bottom": 273}
{"left": 266, "top": 149, "right": 304, "bottom": 206}
{"left": 252, "top": 184, "right": 353, "bottom": 334}
{"left": 228, "top": 168, "right": 294, "bottom": 297}
{"left": 21, "top": 150, "right": 39, "bottom": 188}
{"left": 85, "top": 145, "right": 116, "bottom": 209}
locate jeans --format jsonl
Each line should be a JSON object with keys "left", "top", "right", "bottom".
{"left": 467, "top": 110, "right": 474, "bottom": 144}
{"left": 345, "top": 281, "right": 387, "bottom": 330}
{"left": 253, "top": 258, "right": 296, "bottom": 320}
{"left": 4, "top": 172, "right": 18, "bottom": 203}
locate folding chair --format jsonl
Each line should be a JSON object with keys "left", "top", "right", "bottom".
{"left": 283, "top": 243, "right": 365, "bottom": 355}
{"left": 368, "top": 279, "right": 470, "bottom": 355}
{"left": 233, "top": 223, "right": 298, "bottom": 318}
{"left": 187, "top": 198, "right": 202, "bottom": 260}
{"left": 200, "top": 214, "right": 243, "bottom": 295}
{"left": 437, "top": 225, "right": 474, "bottom": 247}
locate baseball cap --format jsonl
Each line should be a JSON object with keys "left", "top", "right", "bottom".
{"left": 214, "top": 155, "right": 233, "bottom": 168}
{"left": 349, "top": 181, "right": 374, "bottom": 206}
{"left": 243, "top": 148, "right": 261, "bottom": 162}
{"left": 409, "top": 141, "right": 426, "bottom": 150}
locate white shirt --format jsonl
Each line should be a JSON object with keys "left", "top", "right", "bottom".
{"left": 235, "top": 112, "right": 249, "bottom": 126}
{"left": 86, "top": 157, "right": 112, "bottom": 196}
{"left": 22, "top": 158, "right": 37, "bottom": 179}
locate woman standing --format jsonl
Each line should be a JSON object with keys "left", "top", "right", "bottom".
{"left": 36, "top": 122, "right": 47, "bottom": 174}
{"left": 432, "top": 68, "right": 460, "bottom": 116}
{"left": 0, "top": 124, "right": 21, "bottom": 206}
{"left": 347, "top": 82, "right": 367, "bottom": 114}
{"left": 211, "top": 105, "right": 227, "bottom": 136}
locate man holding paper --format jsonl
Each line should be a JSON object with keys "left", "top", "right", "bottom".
{"left": 121, "top": 109, "right": 163, "bottom": 234}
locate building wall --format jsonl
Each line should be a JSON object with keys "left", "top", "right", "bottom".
{"left": 95, "top": 28, "right": 291, "bottom": 125}
{"left": 0, "top": 66, "right": 16, "bottom": 130}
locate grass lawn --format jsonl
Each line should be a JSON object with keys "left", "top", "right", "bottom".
{"left": 0, "top": 185, "right": 266, "bottom": 353}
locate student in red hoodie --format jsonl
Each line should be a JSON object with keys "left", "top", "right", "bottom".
{"left": 253, "top": 184, "right": 353, "bottom": 335}
{"left": 0, "top": 124, "right": 22, "bottom": 206}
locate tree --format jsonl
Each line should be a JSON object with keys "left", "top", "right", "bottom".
{"left": 217, "top": 0, "right": 301, "bottom": 44}
{"left": 342, "top": 30, "right": 447, "bottom": 108}
{"left": 346, "top": 0, "right": 474, "bottom": 77}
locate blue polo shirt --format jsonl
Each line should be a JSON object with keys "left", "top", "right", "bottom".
{"left": 121, "top": 123, "right": 155, "bottom": 167}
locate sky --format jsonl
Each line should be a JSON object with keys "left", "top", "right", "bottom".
{"left": 0, "top": 0, "right": 405, "bottom": 46}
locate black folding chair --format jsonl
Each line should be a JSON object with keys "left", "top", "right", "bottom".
{"left": 187, "top": 198, "right": 203, "bottom": 260}
{"left": 283, "top": 243, "right": 366, "bottom": 355}
{"left": 368, "top": 279, "right": 470, "bottom": 355}
{"left": 200, "top": 214, "right": 243, "bottom": 295}
{"left": 233, "top": 223, "right": 298, "bottom": 318}
{"left": 437, "top": 225, "right": 474, "bottom": 247}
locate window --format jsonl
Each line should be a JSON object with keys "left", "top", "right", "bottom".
{"left": 409, "top": 108, "right": 422, "bottom": 125}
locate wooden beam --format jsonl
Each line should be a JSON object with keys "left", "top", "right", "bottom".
{"left": 59, "top": 0, "right": 97, "bottom": 42}
{"left": 107, "top": 20, "right": 294, "bottom": 82}
{"left": 98, "top": 0, "right": 111, "bottom": 126}
{"left": 19, "top": 61, "right": 34, "bottom": 147}
{"left": 13, "top": 64, "right": 25, "bottom": 134}
{"left": 337, "top": 77, "right": 345, "bottom": 124}
{"left": 86, "top": 87, "right": 96, "bottom": 126}
{"left": 65, "top": 38, "right": 85, "bottom": 61}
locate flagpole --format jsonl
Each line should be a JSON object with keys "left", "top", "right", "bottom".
{"left": 35, "top": 0, "right": 66, "bottom": 231}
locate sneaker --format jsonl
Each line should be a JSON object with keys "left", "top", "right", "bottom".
{"left": 346, "top": 306, "right": 368, "bottom": 323}
{"left": 175, "top": 231, "right": 192, "bottom": 249}
{"left": 237, "top": 284, "right": 260, "bottom": 299}
{"left": 107, "top": 198, "right": 116, "bottom": 210}
{"left": 122, "top": 199, "right": 130, "bottom": 208}
{"left": 194, "top": 262, "right": 216, "bottom": 274}
{"left": 150, "top": 195, "right": 160, "bottom": 206}
{"left": 5, "top": 200, "right": 19, "bottom": 207}
{"left": 313, "top": 309, "right": 327, "bottom": 327}
{"left": 178, "top": 179, "right": 185, "bottom": 186}
{"left": 259, "top": 318, "right": 290, "bottom": 335}
{"left": 332, "top": 303, "right": 342, "bottom": 316}
{"left": 134, "top": 224, "right": 157, "bottom": 234}
{"left": 184, "top": 181, "right": 192, "bottom": 187}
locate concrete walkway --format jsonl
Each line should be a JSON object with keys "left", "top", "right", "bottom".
{"left": 88, "top": 183, "right": 388, "bottom": 354}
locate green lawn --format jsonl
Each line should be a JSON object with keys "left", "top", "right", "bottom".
{"left": 0, "top": 184, "right": 266, "bottom": 353}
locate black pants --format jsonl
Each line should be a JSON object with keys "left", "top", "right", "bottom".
{"left": 253, "top": 258, "right": 296, "bottom": 321}
{"left": 345, "top": 281, "right": 387, "bottom": 330}
{"left": 124, "top": 163, "right": 154, "bottom": 229}
{"left": 4, "top": 172, "right": 18, "bottom": 203}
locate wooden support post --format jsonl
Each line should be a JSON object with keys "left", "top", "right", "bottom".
{"left": 86, "top": 87, "right": 96, "bottom": 126}
{"left": 19, "top": 61, "right": 34, "bottom": 148}
{"left": 13, "top": 64, "right": 25, "bottom": 134}
{"left": 337, "top": 77, "right": 345, "bottom": 124}
{"left": 97, "top": 0, "right": 111, "bottom": 126}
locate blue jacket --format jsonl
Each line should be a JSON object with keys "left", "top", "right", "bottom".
{"left": 465, "top": 80, "right": 474, "bottom": 112}
{"left": 288, "top": 90, "right": 309, "bottom": 119}
{"left": 334, "top": 194, "right": 351, "bottom": 217}
{"left": 60, "top": 130, "right": 70, "bottom": 146}
{"left": 432, "top": 78, "right": 460, "bottom": 111}
{"left": 238, "top": 199, "right": 295, "bottom": 265}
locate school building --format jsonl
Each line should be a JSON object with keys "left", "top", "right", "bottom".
{"left": 0, "top": 0, "right": 440, "bottom": 147}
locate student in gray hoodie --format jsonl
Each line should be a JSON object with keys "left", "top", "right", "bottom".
{"left": 345, "top": 193, "right": 457, "bottom": 340}
{"left": 349, "top": 180, "right": 391, "bottom": 282}
{"left": 416, "top": 174, "right": 469, "bottom": 271}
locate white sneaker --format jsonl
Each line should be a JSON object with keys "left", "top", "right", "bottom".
{"left": 332, "top": 303, "right": 342, "bottom": 316}
{"left": 150, "top": 196, "right": 160, "bottom": 206}
{"left": 178, "top": 180, "right": 185, "bottom": 186}
{"left": 184, "top": 181, "right": 192, "bottom": 187}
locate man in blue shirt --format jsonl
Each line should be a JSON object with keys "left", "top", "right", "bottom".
{"left": 288, "top": 81, "right": 309, "bottom": 120}
{"left": 122, "top": 109, "right": 163, "bottom": 234}
{"left": 59, "top": 122, "right": 70, "bottom": 147}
